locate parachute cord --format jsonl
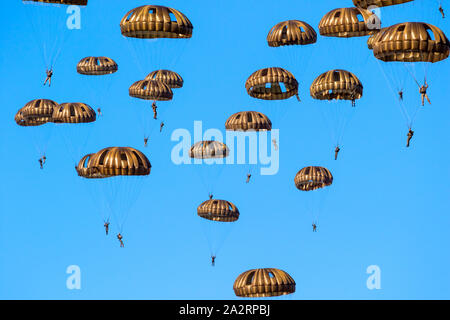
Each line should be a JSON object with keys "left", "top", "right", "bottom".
{"left": 376, "top": 60, "right": 412, "bottom": 129}
{"left": 24, "top": 4, "right": 49, "bottom": 70}
{"left": 124, "top": 37, "right": 146, "bottom": 76}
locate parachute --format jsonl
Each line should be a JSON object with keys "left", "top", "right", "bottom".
{"left": 23, "top": 0, "right": 88, "bottom": 75}
{"left": 317, "top": 7, "right": 380, "bottom": 81}
{"left": 197, "top": 199, "right": 239, "bottom": 260}
{"left": 353, "top": 0, "right": 413, "bottom": 8}
{"left": 245, "top": 67, "right": 299, "bottom": 126}
{"left": 52, "top": 102, "right": 97, "bottom": 163}
{"left": 266, "top": 20, "right": 317, "bottom": 81}
{"left": 310, "top": 69, "right": 363, "bottom": 159}
{"left": 372, "top": 22, "right": 449, "bottom": 135}
{"left": 15, "top": 99, "right": 58, "bottom": 163}
{"left": 225, "top": 111, "right": 273, "bottom": 182}
{"left": 225, "top": 111, "right": 272, "bottom": 132}
{"left": 294, "top": 166, "right": 333, "bottom": 225}
{"left": 129, "top": 80, "right": 174, "bottom": 101}
{"left": 189, "top": 140, "right": 229, "bottom": 196}
{"left": 129, "top": 78, "right": 174, "bottom": 141}
{"left": 267, "top": 20, "right": 317, "bottom": 47}
{"left": 120, "top": 5, "right": 193, "bottom": 72}
{"left": 77, "top": 56, "right": 118, "bottom": 76}
{"left": 145, "top": 70, "right": 184, "bottom": 89}
{"left": 246, "top": 67, "right": 299, "bottom": 101}
{"left": 76, "top": 56, "right": 118, "bottom": 132}
{"left": 353, "top": 0, "right": 445, "bottom": 26}
{"left": 76, "top": 147, "right": 151, "bottom": 235}
{"left": 233, "top": 268, "right": 296, "bottom": 298}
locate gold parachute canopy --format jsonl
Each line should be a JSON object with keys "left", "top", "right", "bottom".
{"left": 197, "top": 199, "right": 239, "bottom": 222}
{"left": 233, "top": 268, "right": 296, "bottom": 298}
{"left": 353, "top": 0, "right": 413, "bottom": 9}
{"left": 367, "top": 28, "right": 387, "bottom": 50}
{"left": 75, "top": 153, "right": 105, "bottom": 179}
{"left": 145, "top": 70, "right": 184, "bottom": 89}
{"left": 294, "top": 166, "right": 333, "bottom": 191}
{"left": 23, "top": 0, "right": 88, "bottom": 5}
{"left": 17, "top": 99, "right": 58, "bottom": 125}
{"left": 79, "top": 147, "right": 151, "bottom": 177}
{"left": 245, "top": 67, "right": 299, "bottom": 100}
{"left": 310, "top": 69, "right": 363, "bottom": 101}
{"left": 319, "top": 7, "right": 380, "bottom": 37}
{"left": 267, "top": 20, "right": 317, "bottom": 47}
{"left": 373, "top": 22, "right": 450, "bottom": 63}
{"left": 52, "top": 103, "right": 96, "bottom": 124}
{"left": 120, "top": 5, "right": 193, "bottom": 39}
{"left": 15, "top": 110, "right": 47, "bottom": 127}
{"left": 189, "top": 141, "right": 229, "bottom": 159}
{"left": 77, "top": 57, "right": 118, "bottom": 75}
{"left": 225, "top": 111, "right": 272, "bottom": 132}
{"left": 129, "top": 79, "right": 173, "bottom": 101}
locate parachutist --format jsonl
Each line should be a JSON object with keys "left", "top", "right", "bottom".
{"left": 246, "top": 173, "right": 252, "bottom": 184}
{"left": 209, "top": 193, "right": 213, "bottom": 200}
{"left": 152, "top": 101, "right": 158, "bottom": 120}
{"left": 211, "top": 255, "right": 216, "bottom": 267}
{"left": 406, "top": 128, "right": 414, "bottom": 148}
{"left": 272, "top": 139, "right": 278, "bottom": 151}
{"left": 439, "top": 5, "right": 445, "bottom": 19}
{"left": 43, "top": 68, "right": 53, "bottom": 87}
{"left": 97, "top": 108, "right": 102, "bottom": 116}
{"left": 38, "top": 155, "right": 46, "bottom": 169}
{"left": 296, "top": 93, "right": 301, "bottom": 102}
{"left": 312, "top": 223, "right": 317, "bottom": 232}
{"left": 398, "top": 90, "right": 403, "bottom": 101}
{"left": 160, "top": 121, "right": 164, "bottom": 132}
{"left": 335, "top": 146, "right": 340, "bottom": 160}
{"left": 144, "top": 137, "right": 149, "bottom": 147}
{"left": 104, "top": 221, "right": 110, "bottom": 235}
{"left": 117, "top": 233, "right": 124, "bottom": 248}
{"left": 419, "top": 80, "right": 430, "bottom": 106}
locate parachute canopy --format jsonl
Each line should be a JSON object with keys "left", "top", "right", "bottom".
{"left": 353, "top": 0, "right": 413, "bottom": 9}
{"left": 145, "top": 70, "right": 184, "bottom": 89}
{"left": 319, "top": 7, "right": 380, "bottom": 37}
{"left": 245, "top": 67, "right": 298, "bottom": 100}
{"left": 294, "top": 166, "right": 333, "bottom": 191}
{"left": 52, "top": 103, "right": 96, "bottom": 124}
{"left": 367, "top": 27, "right": 387, "bottom": 50}
{"left": 197, "top": 199, "right": 239, "bottom": 222}
{"left": 120, "top": 5, "right": 193, "bottom": 39}
{"left": 189, "top": 141, "right": 229, "bottom": 159}
{"left": 233, "top": 268, "right": 296, "bottom": 298}
{"left": 77, "top": 147, "right": 151, "bottom": 178}
{"left": 76, "top": 153, "right": 105, "bottom": 178}
{"left": 310, "top": 69, "right": 363, "bottom": 101}
{"left": 373, "top": 22, "right": 450, "bottom": 63}
{"left": 129, "top": 79, "right": 173, "bottom": 101}
{"left": 77, "top": 57, "right": 118, "bottom": 75}
{"left": 24, "top": 0, "right": 88, "bottom": 5}
{"left": 267, "top": 20, "right": 317, "bottom": 47}
{"left": 225, "top": 111, "right": 272, "bottom": 131}
{"left": 15, "top": 99, "right": 58, "bottom": 126}
{"left": 15, "top": 111, "right": 47, "bottom": 127}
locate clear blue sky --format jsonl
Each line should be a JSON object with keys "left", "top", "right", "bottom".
{"left": 1, "top": 0, "right": 449, "bottom": 299}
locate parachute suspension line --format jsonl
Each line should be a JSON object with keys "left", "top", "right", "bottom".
{"left": 24, "top": 4, "right": 48, "bottom": 69}
{"left": 376, "top": 59, "right": 412, "bottom": 129}
{"left": 124, "top": 38, "right": 147, "bottom": 76}
{"left": 24, "top": 2, "right": 71, "bottom": 70}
